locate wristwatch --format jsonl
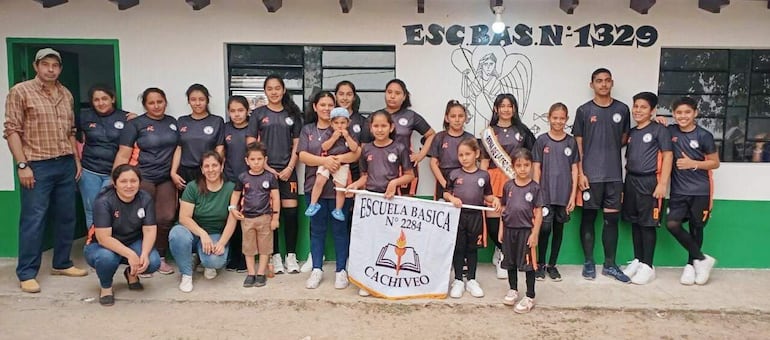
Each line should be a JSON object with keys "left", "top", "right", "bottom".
{"left": 17, "top": 162, "right": 28, "bottom": 170}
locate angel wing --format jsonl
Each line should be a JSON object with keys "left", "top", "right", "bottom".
{"left": 498, "top": 53, "right": 533, "bottom": 115}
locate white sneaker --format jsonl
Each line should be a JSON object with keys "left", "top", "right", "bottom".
{"left": 179, "top": 275, "right": 193, "bottom": 293}
{"left": 300, "top": 253, "right": 313, "bottom": 273}
{"left": 285, "top": 253, "right": 300, "bottom": 274}
{"left": 203, "top": 268, "right": 217, "bottom": 280}
{"left": 631, "top": 263, "right": 656, "bottom": 285}
{"left": 492, "top": 247, "right": 502, "bottom": 265}
{"left": 496, "top": 253, "right": 508, "bottom": 279}
{"left": 358, "top": 288, "right": 370, "bottom": 297}
{"left": 693, "top": 254, "right": 716, "bottom": 285}
{"left": 514, "top": 296, "right": 535, "bottom": 314}
{"left": 449, "top": 279, "right": 465, "bottom": 298}
{"left": 623, "top": 258, "right": 641, "bottom": 278}
{"left": 680, "top": 264, "right": 696, "bottom": 285}
{"left": 306, "top": 268, "right": 323, "bottom": 289}
{"left": 465, "top": 279, "right": 484, "bottom": 298}
{"left": 503, "top": 289, "right": 519, "bottom": 306}
{"left": 272, "top": 254, "right": 285, "bottom": 274}
{"left": 335, "top": 270, "right": 349, "bottom": 289}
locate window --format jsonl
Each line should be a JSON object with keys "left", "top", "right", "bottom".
{"left": 658, "top": 48, "right": 770, "bottom": 162}
{"left": 227, "top": 44, "right": 395, "bottom": 116}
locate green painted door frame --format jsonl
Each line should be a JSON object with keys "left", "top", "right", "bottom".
{"left": 1, "top": 38, "right": 121, "bottom": 257}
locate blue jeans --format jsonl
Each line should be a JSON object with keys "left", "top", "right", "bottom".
{"left": 78, "top": 168, "right": 112, "bottom": 229}
{"left": 168, "top": 225, "right": 229, "bottom": 276}
{"left": 84, "top": 239, "right": 160, "bottom": 288}
{"left": 307, "top": 196, "right": 349, "bottom": 272}
{"left": 17, "top": 156, "right": 77, "bottom": 281}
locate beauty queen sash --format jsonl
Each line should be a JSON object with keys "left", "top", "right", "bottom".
{"left": 482, "top": 127, "right": 515, "bottom": 179}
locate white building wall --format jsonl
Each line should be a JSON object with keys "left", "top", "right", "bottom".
{"left": 1, "top": 0, "right": 769, "bottom": 199}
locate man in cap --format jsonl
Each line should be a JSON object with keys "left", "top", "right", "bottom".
{"left": 4, "top": 48, "right": 87, "bottom": 293}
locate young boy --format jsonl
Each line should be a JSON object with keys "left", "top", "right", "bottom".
{"left": 620, "top": 92, "right": 673, "bottom": 285}
{"left": 230, "top": 143, "right": 280, "bottom": 288}
{"left": 573, "top": 68, "right": 631, "bottom": 282}
{"left": 666, "top": 96, "right": 719, "bottom": 285}
{"left": 305, "top": 107, "right": 359, "bottom": 221}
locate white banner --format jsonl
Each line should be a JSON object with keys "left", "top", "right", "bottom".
{"left": 348, "top": 191, "right": 461, "bottom": 299}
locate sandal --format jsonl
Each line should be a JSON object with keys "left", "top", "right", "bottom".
{"left": 124, "top": 267, "right": 144, "bottom": 291}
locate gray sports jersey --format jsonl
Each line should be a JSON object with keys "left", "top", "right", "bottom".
{"left": 626, "top": 122, "right": 672, "bottom": 175}
{"left": 325, "top": 135, "right": 351, "bottom": 156}
{"left": 573, "top": 100, "right": 630, "bottom": 182}
{"left": 501, "top": 180, "right": 545, "bottom": 229}
{"left": 389, "top": 108, "right": 432, "bottom": 152}
{"left": 532, "top": 133, "right": 580, "bottom": 206}
{"left": 235, "top": 170, "right": 278, "bottom": 218}
{"left": 360, "top": 141, "right": 412, "bottom": 193}
{"left": 481, "top": 125, "right": 534, "bottom": 169}
{"left": 247, "top": 106, "right": 302, "bottom": 169}
{"left": 178, "top": 114, "right": 225, "bottom": 168}
{"left": 445, "top": 168, "right": 492, "bottom": 206}
{"left": 298, "top": 124, "right": 336, "bottom": 199}
{"left": 427, "top": 131, "right": 474, "bottom": 170}
{"left": 92, "top": 188, "right": 155, "bottom": 245}
{"left": 668, "top": 125, "right": 717, "bottom": 196}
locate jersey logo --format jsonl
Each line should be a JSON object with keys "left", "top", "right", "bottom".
{"left": 225, "top": 134, "right": 232, "bottom": 142}
{"left": 262, "top": 180, "right": 270, "bottom": 189}
{"left": 244, "top": 182, "right": 250, "bottom": 189}
{"left": 612, "top": 113, "right": 622, "bottom": 123}
{"left": 180, "top": 126, "right": 188, "bottom": 133}
{"left": 114, "top": 121, "right": 124, "bottom": 130}
{"left": 352, "top": 124, "right": 361, "bottom": 133}
{"left": 456, "top": 178, "right": 464, "bottom": 185}
{"left": 146, "top": 125, "right": 155, "bottom": 132}
{"left": 114, "top": 210, "right": 120, "bottom": 218}
{"left": 672, "top": 136, "right": 678, "bottom": 143}
{"left": 137, "top": 208, "right": 146, "bottom": 219}
{"left": 542, "top": 206, "right": 550, "bottom": 217}
{"left": 525, "top": 192, "right": 533, "bottom": 202}
{"left": 442, "top": 141, "right": 449, "bottom": 149}
{"left": 689, "top": 140, "right": 699, "bottom": 149}
{"left": 398, "top": 118, "right": 409, "bottom": 126}
{"left": 387, "top": 152, "right": 398, "bottom": 163}
{"left": 285, "top": 117, "right": 294, "bottom": 126}
{"left": 170, "top": 124, "right": 177, "bottom": 131}
{"left": 590, "top": 116, "right": 598, "bottom": 123}
{"left": 204, "top": 126, "right": 214, "bottom": 135}
{"left": 88, "top": 122, "right": 97, "bottom": 128}
{"left": 262, "top": 117, "right": 270, "bottom": 124}
{"left": 564, "top": 147, "right": 572, "bottom": 157}
{"left": 477, "top": 178, "right": 485, "bottom": 187}
{"left": 308, "top": 134, "right": 314, "bottom": 141}
{"left": 544, "top": 146, "right": 550, "bottom": 154}
{"left": 643, "top": 133, "right": 653, "bottom": 143}
{"left": 583, "top": 191, "right": 591, "bottom": 201}
{"left": 367, "top": 154, "right": 374, "bottom": 161}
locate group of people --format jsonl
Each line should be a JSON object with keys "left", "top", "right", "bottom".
{"left": 4, "top": 48, "right": 719, "bottom": 313}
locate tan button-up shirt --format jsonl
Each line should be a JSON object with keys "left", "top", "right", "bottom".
{"left": 3, "top": 77, "right": 76, "bottom": 161}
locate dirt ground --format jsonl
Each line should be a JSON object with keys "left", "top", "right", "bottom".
{"left": 2, "top": 296, "right": 768, "bottom": 340}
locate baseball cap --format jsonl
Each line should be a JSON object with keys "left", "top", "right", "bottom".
{"left": 35, "top": 48, "right": 62, "bottom": 63}
{"left": 330, "top": 107, "right": 350, "bottom": 120}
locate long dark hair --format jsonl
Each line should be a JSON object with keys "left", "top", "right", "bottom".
{"left": 490, "top": 93, "right": 535, "bottom": 149}
{"left": 385, "top": 79, "right": 411, "bottom": 111}
{"left": 264, "top": 75, "right": 303, "bottom": 125}
{"left": 335, "top": 80, "right": 360, "bottom": 115}
{"left": 186, "top": 83, "right": 211, "bottom": 114}
{"left": 305, "top": 91, "right": 336, "bottom": 125}
{"left": 197, "top": 151, "right": 224, "bottom": 196}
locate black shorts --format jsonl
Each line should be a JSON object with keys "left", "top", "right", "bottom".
{"left": 178, "top": 165, "right": 200, "bottom": 184}
{"left": 276, "top": 168, "right": 298, "bottom": 200}
{"left": 456, "top": 210, "right": 484, "bottom": 251}
{"left": 621, "top": 174, "right": 662, "bottom": 227}
{"left": 667, "top": 194, "right": 711, "bottom": 226}
{"left": 542, "top": 205, "right": 570, "bottom": 224}
{"left": 501, "top": 228, "right": 535, "bottom": 272}
{"left": 581, "top": 181, "right": 622, "bottom": 210}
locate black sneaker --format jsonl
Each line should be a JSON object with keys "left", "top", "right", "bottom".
{"left": 243, "top": 275, "right": 257, "bottom": 287}
{"left": 535, "top": 265, "right": 546, "bottom": 281}
{"left": 582, "top": 261, "right": 596, "bottom": 280}
{"left": 602, "top": 265, "right": 631, "bottom": 283}
{"left": 546, "top": 266, "right": 562, "bottom": 281}
{"left": 255, "top": 275, "right": 267, "bottom": 287}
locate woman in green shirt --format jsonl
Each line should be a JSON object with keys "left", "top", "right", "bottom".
{"left": 169, "top": 151, "right": 238, "bottom": 292}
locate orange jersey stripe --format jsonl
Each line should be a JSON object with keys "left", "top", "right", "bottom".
{"left": 128, "top": 142, "right": 140, "bottom": 166}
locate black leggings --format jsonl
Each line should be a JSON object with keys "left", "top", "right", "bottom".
{"left": 508, "top": 269, "right": 536, "bottom": 299}
{"left": 538, "top": 221, "right": 564, "bottom": 266}
{"left": 631, "top": 224, "right": 657, "bottom": 266}
{"left": 274, "top": 207, "right": 299, "bottom": 255}
{"left": 666, "top": 220, "right": 705, "bottom": 264}
{"left": 580, "top": 209, "right": 620, "bottom": 267}
{"left": 453, "top": 248, "right": 478, "bottom": 280}
{"left": 486, "top": 217, "right": 502, "bottom": 250}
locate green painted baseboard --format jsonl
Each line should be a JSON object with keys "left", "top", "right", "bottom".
{"left": 1, "top": 191, "right": 768, "bottom": 268}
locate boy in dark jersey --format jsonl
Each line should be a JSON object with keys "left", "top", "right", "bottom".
{"left": 665, "top": 97, "right": 719, "bottom": 285}
{"left": 620, "top": 92, "right": 673, "bottom": 285}
{"left": 573, "top": 68, "right": 631, "bottom": 282}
